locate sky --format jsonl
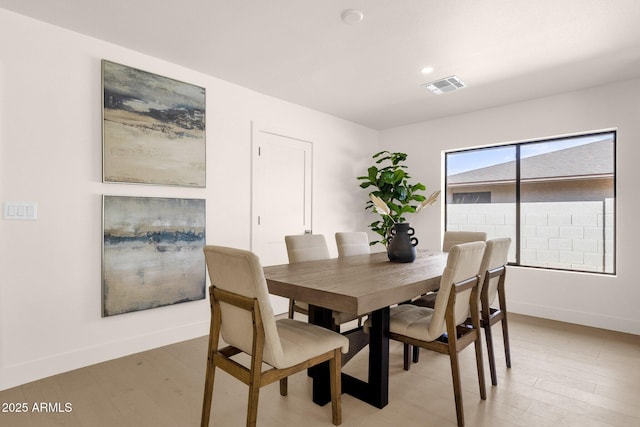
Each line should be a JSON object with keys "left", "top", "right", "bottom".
{"left": 446, "top": 133, "right": 614, "bottom": 175}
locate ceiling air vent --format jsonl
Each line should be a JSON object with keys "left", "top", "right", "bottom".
{"left": 423, "top": 75, "right": 466, "bottom": 94}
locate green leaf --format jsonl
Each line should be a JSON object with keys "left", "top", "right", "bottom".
{"left": 391, "top": 152, "right": 407, "bottom": 165}
{"left": 394, "top": 186, "right": 408, "bottom": 201}
{"left": 401, "top": 205, "right": 417, "bottom": 214}
{"left": 392, "top": 169, "right": 406, "bottom": 183}
{"left": 387, "top": 200, "right": 402, "bottom": 215}
{"left": 380, "top": 170, "right": 395, "bottom": 183}
{"left": 367, "top": 166, "right": 378, "bottom": 180}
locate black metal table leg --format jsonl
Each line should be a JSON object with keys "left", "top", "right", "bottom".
{"left": 308, "top": 305, "right": 389, "bottom": 409}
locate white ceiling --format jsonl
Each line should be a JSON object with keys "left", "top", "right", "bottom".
{"left": 3, "top": 0, "right": 640, "bottom": 130}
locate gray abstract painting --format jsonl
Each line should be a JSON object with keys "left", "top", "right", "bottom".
{"left": 102, "top": 195, "right": 206, "bottom": 316}
{"left": 102, "top": 60, "right": 206, "bottom": 187}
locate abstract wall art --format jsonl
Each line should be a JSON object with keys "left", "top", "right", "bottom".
{"left": 102, "top": 60, "right": 206, "bottom": 187}
{"left": 102, "top": 195, "right": 206, "bottom": 316}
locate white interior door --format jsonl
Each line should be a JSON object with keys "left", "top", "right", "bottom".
{"left": 251, "top": 126, "right": 312, "bottom": 314}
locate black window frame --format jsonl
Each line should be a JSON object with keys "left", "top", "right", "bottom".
{"left": 444, "top": 130, "right": 616, "bottom": 275}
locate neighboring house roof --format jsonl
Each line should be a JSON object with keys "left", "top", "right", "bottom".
{"left": 448, "top": 139, "right": 614, "bottom": 185}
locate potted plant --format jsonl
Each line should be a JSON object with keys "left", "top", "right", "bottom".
{"left": 357, "top": 151, "right": 439, "bottom": 259}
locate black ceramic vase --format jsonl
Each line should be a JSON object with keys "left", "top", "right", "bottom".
{"left": 387, "top": 223, "right": 418, "bottom": 263}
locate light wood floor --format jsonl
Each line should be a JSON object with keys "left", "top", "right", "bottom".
{"left": 1, "top": 313, "right": 639, "bottom": 427}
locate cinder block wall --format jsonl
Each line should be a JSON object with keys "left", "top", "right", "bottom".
{"left": 447, "top": 199, "right": 614, "bottom": 273}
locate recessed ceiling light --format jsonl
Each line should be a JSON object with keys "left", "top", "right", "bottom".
{"left": 341, "top": 9, "right": 364, "bottom": 25}
{"left": 420, "top": 66, "right": 434, "bottom": 75}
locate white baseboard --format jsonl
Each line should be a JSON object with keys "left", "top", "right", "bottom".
{"left": 509, "top": 300, "right": 640, "bottom": 335}
{"left": 0, "top": 321, "right": 209, "bottom": 391}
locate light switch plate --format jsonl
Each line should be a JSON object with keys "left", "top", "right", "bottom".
{"left": 4, "top": 201, "right": 38, "bottom": 220}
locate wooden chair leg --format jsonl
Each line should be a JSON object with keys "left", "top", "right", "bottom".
{"left": 497, "top": 271, "right": 511, "bottom": 369}
{"left": 246, "top": 352, "right": 263, "bottom": 427}
{"left": 502, "top": 315, "right": 512, "bottom": 369}
{"left": 201, "top": 304, "right": 220, "bottom": 427}
{"left": 246, "top": 383, "right": 260, "bottom": 427}
{"left": 200, "top": 358, "right": 216, "bottom": 427}
{"left": 448, "top": 351, "right": 465, "bottom": 427}
{"left": 483, "top": 323, "right": 498, "bottom": 386}
{"left": 288, "top": 299, "right": 295, "bottom": 319}
{"left": 403, "top": 343, "right": 411, "bottom": 371}
{"left": 413, "top": 345, "right": 420, "bottom": 363}
{"left": 279, "top": 378, "right": 288, "bottom": 396}
{"left": 329, "top": 349, "right": 342, "bottom": 426}
{"left": 474, "top": 335, "right": 487, "bottom": 400}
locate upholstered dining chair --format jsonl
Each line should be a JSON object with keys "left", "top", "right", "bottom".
{"left": 335, "top": 231, "right": 370, "bottom": 258}
{"left": 408, "top": 232, "right": 491, "bottom": 365}
{"left": 201, "top": 245, "right": 349, "bottom": 427}
{"left": 369, "top": 241, "right": 487, "bottom": 427}
{"left": 285, "top": 234, "right": 359, "bottom": 328}
{"left": 411, "top": 231, "right": 488, "bottom": 310}
{"left": 284, "top": 234, "right": 331, "bottom": 319}
{"left": 442, "top": 230, "right": 488, "bottom": 252}
{"left": 476, "top": 237, "right": 511, "bottom": 386}
{"left": 335, "top": 232, "right": 370, "bottom": 327}
{"left": 407, "top": 238, "right": 512, "bottom": 382}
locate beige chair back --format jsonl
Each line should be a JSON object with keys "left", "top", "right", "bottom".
{"left": 335, "top": 232, "right": 370, "bottom": 257}
{"left": 285, "top": 234, "right": 330, "bottom": 263}
{"left": 203, "top": 246, "right": 285, "bottom": 367}
{"left": 478, "top": 238, "right": 511, "bottom": 306}
{"left": 429, "top": 241, "right": 486, "bottom": 337}
{"left": 442, "top": 231, "right": 487, "bottom": 252}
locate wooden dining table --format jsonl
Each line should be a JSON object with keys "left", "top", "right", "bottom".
{"left": 263, "top": 250, "right": 448, "bottom": 409}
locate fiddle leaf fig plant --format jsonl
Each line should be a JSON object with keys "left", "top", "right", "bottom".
{"left": 357, "top": 151, "right": 439, "bottom": 247}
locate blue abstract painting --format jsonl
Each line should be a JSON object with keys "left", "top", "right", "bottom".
{"left": 102, "top": 195, "right": 206, "bottom": 316}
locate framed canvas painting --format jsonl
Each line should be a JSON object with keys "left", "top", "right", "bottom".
{"left": 102, "top": 60, "right": 206, "bottom": 187}
{"left": 102, "top": 195, "right": 206, "bottom": 316}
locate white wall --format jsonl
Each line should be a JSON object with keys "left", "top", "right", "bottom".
{"left": 380, "top": 78, "right": 640, "bottom": 335}
{"left": 0, "top": 10, "right": 377, "bottom": 390}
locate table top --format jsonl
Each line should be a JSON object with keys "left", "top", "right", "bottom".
{"left": 264, "top": 250, "right": 448, "bottom": 316}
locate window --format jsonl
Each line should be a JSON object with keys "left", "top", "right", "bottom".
{"left": 452, "top": 192, "right": 491, "bottom": 204}
{"left": 445, "top": 131, "right": 616, "bottom": 274}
